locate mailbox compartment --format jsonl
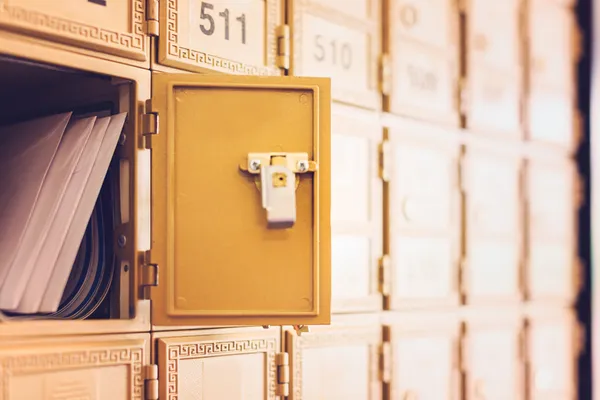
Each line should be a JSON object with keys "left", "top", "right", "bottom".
{"left": 385, "top": 119, "right": 461, "bottom": 309}
{"left": 462, "top": 146, "right": 524, "bottom": 304}
{"left": 383, "top": 0, "right": 461, "bottom": 126}
{"left": 0, "top": 37, "right": 151, "bottom": 337}
{"left": 288, "top": 0, "right": 382, "bottom": 109}
{"left": 153, "top": 0, "right": 284, "bottom": 75}
{"left": 0, "top": 0, "right": 150, "bottom": 68}
{"left": 330, "top": 104, "right": 383, "bottom": 313}
{"left": 525, "top": 158, "right": 580, "bottom": 304}
{"left": 383, "top": 311, "right": 461, "bottom": 400}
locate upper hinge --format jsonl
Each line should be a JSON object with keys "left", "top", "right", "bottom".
{"left": 458, "top": 77, "right": 469, "bottom": 116}
{"left": 379, "top": 341, "right": 392, "bottom": 383}
{"left": 378, "top": 255, "right": 391, "bottom": 296}
{"left": 142, "top": 99, "right": 159, "bottom": 149}
{"left": 140, "top": 250, "right": 159, "bottom": 288}
{"left": 379, "top": 54, "right": 392, "bottom": 96}
{"left": 144, "top": 365, "right": 159, "bottom": 400}
{"left": 518, "top": 328, "right": 527, "bottom": 362}
{"left": 146, "top": 0, "right": 159, "bottom": 37}
{"left": 378, "top": 140, "right": 391, "bottom": 182}
{"left": 275, "top": 352, "right": 290, "bottom": 397}
{"left": 276, "top": 25, "right": 290, "bottom": 71}
{"left": 455, "top": 0, "right": 466, "bottom": 13}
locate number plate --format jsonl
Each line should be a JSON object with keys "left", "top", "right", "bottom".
{"left": 289, "top": 0, "right": 381, "bottom": 109}
{"left": 158, "top": 0, "right": 282, "bottom": 75}
{"left": 387, "top": 0, "right": 460, "bottom": 124}
{"left": 0, "top": 0, "right": 148, "bottom": 62}
{"left": 467, "top": 70, "right": 522, "bottom": 136}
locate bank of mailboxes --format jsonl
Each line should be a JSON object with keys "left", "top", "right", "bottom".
{"left": 0, "top": 0, "right": 583, "bottom": 398}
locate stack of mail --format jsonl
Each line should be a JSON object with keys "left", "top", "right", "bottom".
{"left": 0, "top": 112, "right": 127, "bottom": 316}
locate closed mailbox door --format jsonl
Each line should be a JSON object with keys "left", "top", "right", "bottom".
{"left": 528, "top": 314, "right": 577, "bottom": 400}
{"left": 386, "top": 315, "right": 460, "bottom": 400}
{"left": 0, "top": 333, "right": 150, "bottom": 400}
{"left": 388, "top": 130, "right": 461, "bottom": 308}
{"left": 0, "top": 0, "right": 149, "bottom": 62}
{"left": 285, "top": 314, "right": 382, "bottom": 399}
{"left": 466, "top": 321, "right": 523, "bottom": 400}
{"left": 149, "top": 73, "right": 331, "bottom": 327}
{"left": 157, "top": 328, "right": 281, "bottom": 399}
{"left": 527, "top": 161, "right": 577, "bottom": 302}
{"left": 330, "top": 109, "right": 383, "bottom": 312}
{"left": 463, "top": 151, "right": 522, "bottom": 302}
{"left": 386, "top": 0, "right": 461, "bottom": 125}
{"left": 157, "top": 0, "right": 284, "bottom": 75}
{"left": 288, "top": 0, "right": 381, "bottom": 109}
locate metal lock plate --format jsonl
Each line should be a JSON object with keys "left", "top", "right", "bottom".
{"left": 240, "top": 152, "right": 317, "bottom": 228}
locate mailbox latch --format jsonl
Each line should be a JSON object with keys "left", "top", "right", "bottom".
{"left": 240, "top": 152, "right": 317, "bottom": 228}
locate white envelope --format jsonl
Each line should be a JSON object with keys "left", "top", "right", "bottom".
{"left": 0, "top": 113, "right": 71, "bottom": 288}
{"left": 38, "top": 113, "right": 127, "bottom": 313}
{"left": 14, "top": 116, "right": 111, "bottom": 314}
{"left": 0, "top": 117, "right": 97, "bottom": 310}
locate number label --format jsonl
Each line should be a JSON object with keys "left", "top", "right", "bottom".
{"left": 199, "top": 1, "right": 247, "bottom": 44}
{"left": 407, "top": 64, "right": 437, "bottom": 92}
{"left": 88, "top": 0, "right": 107, "bottom": 5}
{"left": 313, "top": 34, "right": 353, "bottom": 70}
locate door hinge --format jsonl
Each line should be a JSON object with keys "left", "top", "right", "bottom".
{"left": 276, "top": 25, "right": 290, "bottom": 71}
{"left": 144, "top": 364, "right": 159, "bottom": 400}
{"left": 378, "top": 255, "right": 391, "bottom": 296}
{"left": 378, "top": 140, "right": 391, "bottom": 182}
{"left": 379, "top": 341, "right": 392, "bottom": 383}
{"left": 518, "top": 327, "right": 527, "bottom": 362}
{"left": 141, "top": 250, "right": 159, "bottom": 288}
{"left": 275, "top": 352, "right": 290, "bottom": 397}
{"left": 379, "top": 54, "right": 392, "bottom": 96}
{"left": 146, "top": 0, "right": 159, "bottom": 37}
{"left": 142, "top": 99, "right": 159, "bottom": 149}
{"left": 458, "top": 77, "right": 469, "bottom": 117}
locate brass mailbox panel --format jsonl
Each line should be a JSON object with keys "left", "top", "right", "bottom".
{"left": 149, "top": 73, "right": 331, "bottom": 327}
{"left": 526, "top": 160, "right": 578, "bottom": 303}
{"left": 384, "top": 313, "right": 461, "bottom": 400}
{"left": 385, "top": 0, "right": 461, "bottom": 125}
{"left": 463, "top": 150, "right": 522, "bottom": 303}
{"left": 464, "top": 313, "right": 524, "bottom": 400}
{"left": 330, "top": 106, "right": 383, "bottom": 313}
{"left": 0, "top": 0, "right": 148, "bottom": 64}
{"left": 288, "top": 0, "right": 381, "bottom": 109}
{"left": 387, "top": 125, "right": 461, "bottom": 309}
{"left": 285, "top": 314, "right": 382, "bottom": 399}
{"left": 156, "top": 0, "right": 283, "bottom": 75}
{"left": 0, "top": 333, "right": 150, "bottom": 399}
{"left": 464, "top": 0, "right": 522, "bottom": 136}
{"left": 527, "top": 310, "right": 578, "bottom": 400}
{"left": 156, "top": 328, "right": 281, "bottom": 399}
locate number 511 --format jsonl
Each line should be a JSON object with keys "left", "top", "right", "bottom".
{"left": 199, "top": 1, "right": 247, "bottom": 44}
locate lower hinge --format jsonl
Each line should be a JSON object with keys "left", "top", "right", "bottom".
{"left": 378, "top": 140, "right": 391, "bottom": 182}
{"left": 276, "top": 25, "right": 290, "bottom": 71}
{"left": 379, "top": 342, "right": 392, "bottom": 383}
{"left": 141, "top": 250, "right": 159, "bottom": 288}
{"left": 379, "top": 54, "right": 392, "bottom": 96}
{"left": 142, "top": 99, "right": 159, "bottom": 149}
{"left": 144, "top": 365, "right": 159, "bottom": 400}
{"left": 378, "top": 255, "right": 391, "bottom": 296}
{"left": 518, "top": 327, "right": 528, "bottom": 362}
{"left": 145, "top": 0, "right": 159, "bottom": 37}
{"left": 275, "top": 352, "right": 290, "bottom": 396}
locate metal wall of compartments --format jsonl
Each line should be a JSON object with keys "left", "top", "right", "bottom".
{"left": 0, "top": 0, "right": 584, "bottom": 399}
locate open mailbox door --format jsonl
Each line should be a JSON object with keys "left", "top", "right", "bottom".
{"left": 149, "top": 73, "right": 331, "bottom": 327}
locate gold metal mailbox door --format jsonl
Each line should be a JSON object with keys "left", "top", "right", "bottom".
{"left": 149, "top": 73, "right": 331, "bottom": 327}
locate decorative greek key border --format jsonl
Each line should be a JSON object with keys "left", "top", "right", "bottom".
{"left": 163, "top": 0, "right": 279, "bottom": 75}
{"left": 164, "top": 337, "right": 278, "bottom": 400}
{"left": 0, "top": 345, "right": 144, "bottom": 400}
{"left": 0, "top": 1, "right": 146, "bottom": 59}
